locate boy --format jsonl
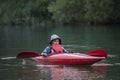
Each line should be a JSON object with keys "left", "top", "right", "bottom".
{"left": 41, "top": 34, "right": 68, "bottom": 56}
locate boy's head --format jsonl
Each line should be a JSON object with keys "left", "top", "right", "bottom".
{"left": 52, "top": 39, "right": 59, "bottom": 44}
{"left": 49, "top": 34, "right": 61, "bottom": 45}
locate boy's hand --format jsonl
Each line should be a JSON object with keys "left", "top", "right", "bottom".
{"left": 41, "top": 53, "right": 47, "bottom": 57}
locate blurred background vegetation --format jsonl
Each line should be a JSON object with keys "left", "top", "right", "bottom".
{"left": 0, "top": 0, "right": 120, "bottom": 25}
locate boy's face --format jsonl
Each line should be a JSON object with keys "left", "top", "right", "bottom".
{"left": 52, "top": 39, "right": 59, "bottom": 44}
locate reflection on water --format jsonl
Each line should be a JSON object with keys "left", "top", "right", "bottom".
{"left": 17, "top": 64, "right": 107, "bottom": 80}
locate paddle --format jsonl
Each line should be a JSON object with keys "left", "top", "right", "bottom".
{"left": 86, "top": 49, "right": 107, "bottom": 58}
{"left": 16, "top": 49, "right": 107, "bottom": 58}
{"left": 17, "top": 52, "right": 40, "bottom": 58}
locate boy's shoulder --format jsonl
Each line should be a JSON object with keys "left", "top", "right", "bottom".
{"left": 45, "top": 45, "right": 51, "bottom": 49}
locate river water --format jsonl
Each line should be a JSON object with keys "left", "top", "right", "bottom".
{"left": 0, "top": 25, "right": 120, "bottom": 80}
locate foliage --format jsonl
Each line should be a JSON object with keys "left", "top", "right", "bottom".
{"left": 0, "top": 0, "right": 120, "bottom": 25}
{"left": 84, "top": 0, "right": 113, "bottom": 23}
{"left": 48, "top": 0, "right": 115, "bottom": 24}
{"left": 0, "top": 0, "right": 51, "bottom": 25}
{"left": 109, "top": 0, "right": 120, "bottom": 23}
{"left": 48, "top": 0, "right": 85, "bottom": 23}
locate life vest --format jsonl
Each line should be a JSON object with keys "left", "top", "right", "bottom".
{"left": 50, "top": 44, "right": 63, "bottom": 54}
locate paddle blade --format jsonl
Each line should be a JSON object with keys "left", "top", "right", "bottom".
{"left": 17, "top": 52, "right": 40, "bottom": 58}
{"left": 86, "top": 49, "right": 107, "bottom": 58}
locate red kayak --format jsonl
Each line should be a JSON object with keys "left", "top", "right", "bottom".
{"left": 17, "top": 49, "right": 107, "bottom": 65}
{"left": 32, "top": 53, "right": 105, "bottom": 65}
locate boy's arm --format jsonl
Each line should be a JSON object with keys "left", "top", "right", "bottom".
{"left": 41, "top": 46, "right": 51, "bottom": 56}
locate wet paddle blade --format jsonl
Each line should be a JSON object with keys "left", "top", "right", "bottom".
{"left": 86, "top": 49, "right": 107, "bottom": 58}
{"left": 17, "top": 52, "right": 40, "bottom": 58}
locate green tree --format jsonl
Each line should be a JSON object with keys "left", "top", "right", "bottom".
{"left": 48, "top": 0, "right": 118, "bottom": 24}
{"left": 48, "top": 0, "right": 85, "bottom": 23}
{"left": 0, "top": 0, "right": 120, "bottom": 25}
{"left": 110, "top": 0, "right": 120, "bottom": 23}
{"left": 84, "top": 0, "right": 113, "bottom": 24}
{"left": 0, "top": 0, "right": 52, "bottom": 25}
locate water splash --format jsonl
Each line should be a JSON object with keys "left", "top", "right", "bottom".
{"left": 1, "top": 56, "right": 16, "bottom": 60}
{"left": 92, "top": 63, "right": 114, "bottom": 66}
{"left": 36, "top": 64, "right": 59, "bottom": 68}
{"left": 114, "top": 63, "right": 120, "bottom": 66}
{"left": 22, "top": 59, "right": 26, "bottom": 65}
{"left": 108, "top": 54, "right": 117, "bottom": 58}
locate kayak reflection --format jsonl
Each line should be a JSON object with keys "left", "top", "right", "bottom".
{"left": 17, "top": 64, "right": 107, "bottom": 80}
{"left": 37, "top": 65, "right": 107, "bottom": 80}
